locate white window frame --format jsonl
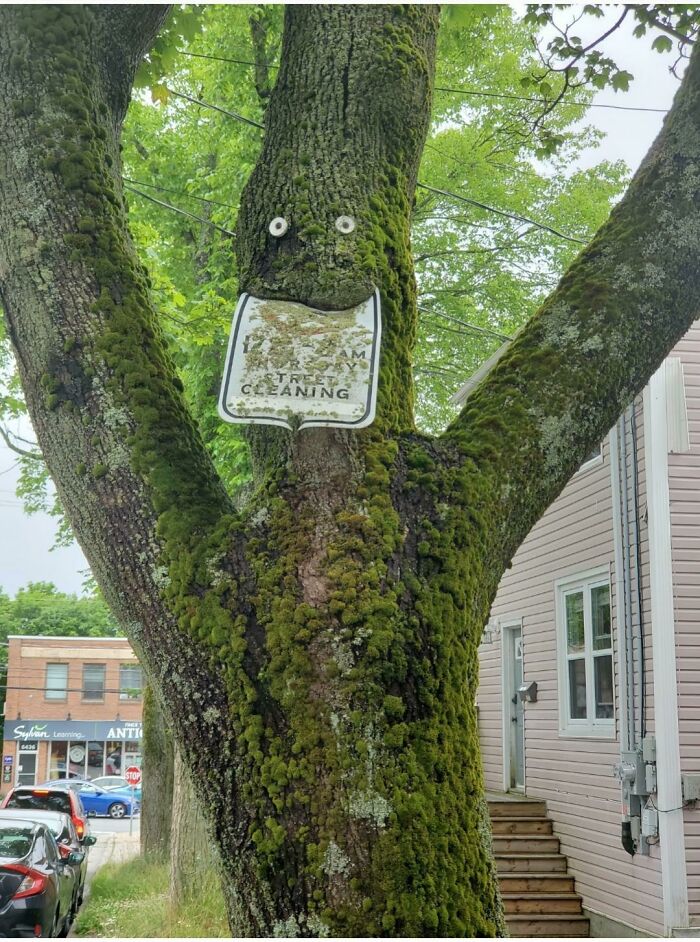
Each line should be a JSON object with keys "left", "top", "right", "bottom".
{"left": 555, "top": 566, "right": 615, "bottom": 738}
{"left": 575, "top": 442, "right": 603, "bottom": 476}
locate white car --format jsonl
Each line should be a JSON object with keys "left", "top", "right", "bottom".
{"left": 91, "top": 776, "right": 142, "bottom": 800}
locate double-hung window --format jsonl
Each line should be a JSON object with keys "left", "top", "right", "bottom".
{"left": 556, "top": 569, "right": 614, "bottom": 737}
{"left": 119, "top": 664, "right": 142, "bottom": 700}
{"left": 82, "top": 664, "right": 106, "bottom": 702}
{"left": 45, "top": 663, "right": 68, "bottom": 701}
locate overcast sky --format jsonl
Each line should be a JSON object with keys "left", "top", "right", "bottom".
{"left": 0, "top": 6, "right": 687, "bottom": 598}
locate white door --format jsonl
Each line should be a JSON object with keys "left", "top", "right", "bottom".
{"left": 504, "top": 626, "right": 525, "bottom": 791}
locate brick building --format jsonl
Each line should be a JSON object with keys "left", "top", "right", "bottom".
{"left": 1, "top": 636, "right": 143, "bottom": 791}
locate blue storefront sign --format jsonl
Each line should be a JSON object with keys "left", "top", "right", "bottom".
{"left": 3, "top": 720, "right": 142, "bottom": 743}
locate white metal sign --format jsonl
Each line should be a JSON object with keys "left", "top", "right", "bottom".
{"left": 218, "top": 291, "right": 381, "bottom": 431}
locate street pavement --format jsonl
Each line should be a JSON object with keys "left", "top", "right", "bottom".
{"left": 85, "top": 816, "right": 140, "bottom": 881}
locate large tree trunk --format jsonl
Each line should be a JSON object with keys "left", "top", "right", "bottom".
{"left": 3, "top": 4, "right": 700, "bottom": 937}
{"left": 141, "top": 685, "right": 174, "bottom": 859}
{"left": 169, "top": 748, "right": 215, "bottom": 902}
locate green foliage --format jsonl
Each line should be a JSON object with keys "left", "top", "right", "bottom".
{"left": 73, "top": 854, "right": 228, "bottom": 938}
{"left": 414, "top": 6, "right": 626, "bottom": 432}
{"left": 525, "top": 3, "right": 700, "bottom": 94}
{"left": 134, "top": 7, "right": 205, "bottom": 91}
{"left": 0, "top": 582, "right": 120, "bottom": 640}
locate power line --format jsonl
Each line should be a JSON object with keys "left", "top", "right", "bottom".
{"left": 177, "top": 48, "right": 279, "bottom": 70}
{"left": 418, "top": 305, "right": 512, "bottom": 342}
{"left": 126, "top": 94, "right": 588, "bottom": 245}
{"left": 165, "top": 87, "right": 264, "bottom": 130}
{"left": 435, "top": 85, "right": 668, "bottom": 114}
{"left": 122, "top": 178, "right": 238, "bottom": 211}
{"left": 416, "top": 182, "right": 587, "bottom": 245}
{"left": 123, "top": 184, "right": 236, "bottom": 238}
{"left": 0, "top": 685, "right": 140, "bottom": 695}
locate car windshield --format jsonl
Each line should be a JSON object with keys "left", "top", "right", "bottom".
{"left": 0, "top": 827, "right": 33, "bottom": 858}
{"left": 6, "top": 791, "right": 72, "bottom": 815}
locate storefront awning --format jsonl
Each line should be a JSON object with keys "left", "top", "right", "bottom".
{"left": 3, "top": 720, "right": 142, "bottom": 742}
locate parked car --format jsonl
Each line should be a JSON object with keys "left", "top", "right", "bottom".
{"left": 0, "top": 810, "right": 95, "bottom": 912}
{"left": 1, "top": 787, "right": 90, "bottom": 843}
{"left": 91, "top": 776, "right": 142, "bottom": 802}
{"left": 0, "top": 819, "right": 80, "bottom": 937}
{"left": 37, "top": 780, "right": 138, "bottom": 819}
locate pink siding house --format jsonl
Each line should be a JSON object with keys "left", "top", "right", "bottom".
{"left": 477, "top": 324, "right": 700, "bottom": 937}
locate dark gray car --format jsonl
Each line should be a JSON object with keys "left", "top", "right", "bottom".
{"left": 0, "top": 820, "right": 80, "bottom": 937}
{"left": 0, "top": 810, "right": 94, "bottom": 915}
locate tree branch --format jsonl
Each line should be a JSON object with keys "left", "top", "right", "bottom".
{"left": 0, "top": 425, "right": 42, "bottom": 460}
{"left": 442, "top": 39, "right": 700, "bottom": 569}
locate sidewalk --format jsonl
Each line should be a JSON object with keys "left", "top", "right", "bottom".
{"left": 69, "top": 829, "right": 141, "bottom": 937}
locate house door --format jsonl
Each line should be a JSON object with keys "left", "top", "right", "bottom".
{"left": 505, "top": 626, "right": 525, "bottom": 791}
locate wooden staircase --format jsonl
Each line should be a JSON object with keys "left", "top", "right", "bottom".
{"left": 488, "top": 797, "right": 589, "bottom": 938}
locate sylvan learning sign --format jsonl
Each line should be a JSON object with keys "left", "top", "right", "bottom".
{"left": 4, "top": 720, "right": 143, "bottom": 742}
{"left": 218, "top": 291, "right": 381, "bottom": 431}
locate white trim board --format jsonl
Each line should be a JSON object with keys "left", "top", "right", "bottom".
{"left": 644, "top": 366, "right": 689, "bottom": 935}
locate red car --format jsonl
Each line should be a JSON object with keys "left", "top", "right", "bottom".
{"left": 0, "top": 786, "right": 90, "bottom": 842}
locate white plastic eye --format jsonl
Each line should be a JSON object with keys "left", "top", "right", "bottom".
{"left": 335, "top": 215, "right": 356, "bottom": 234}
{"left": 269, "top": 217, "right": 289, "bottom": 237}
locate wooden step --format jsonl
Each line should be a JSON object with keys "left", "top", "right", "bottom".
{"left": 505, "top": 914, "right": 589, "bottom": 937}
{"left": 493, "top": 834, "right": 560, "bottom": 854}
{"left": 499, "top": 873, "right": 575, "bottom": 894}
{"left": 496, "top": 853, "right": 567, "bottom": 873}
{"left": 488, "top": 799, "right": 547, "bottom": 818}
{"left": 503, "top": 893, "right": 583, "bottom": 915}
{"left": 491, "top": 816, "right": 553, "bottom": 835}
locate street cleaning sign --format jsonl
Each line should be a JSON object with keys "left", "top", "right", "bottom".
{"left": 218, "top": 291, "right": 381, "bottom": 431}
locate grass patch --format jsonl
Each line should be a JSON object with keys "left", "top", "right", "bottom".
{"left": 73, "top": 854, "right": 229, "bottom": 938}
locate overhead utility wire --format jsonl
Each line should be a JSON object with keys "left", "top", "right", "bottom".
{"left": 416, "top": 182, "right": 587, "bottom": 246}
{"left": 178, "top": 49, "right": 279, "bottom": 70}
{"left": 418, "top": 305, "right": 512, "bottom": 342}
{"left": 123, "top": 184, "right": 236, "bottom": 238}
{"left": 0, "top": 684, "right": 139, "bottom": 695}
{"left": 174, "top": 48, "right": 662, "bottom": 114}
{"left": 135, "top": 92, "right": 585, "bottom": 246}
{"left": 434, "top": 85, "right": 668, "bottom": 114}
{"left": 122, "top": 178, "right": 238, "bottom": 211}
{"left": 165, "top": 87, "right": 264, "bottom": 130}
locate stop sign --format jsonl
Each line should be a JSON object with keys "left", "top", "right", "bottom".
{"left": 125, "top": 765, "right": 142, "bottom": 787}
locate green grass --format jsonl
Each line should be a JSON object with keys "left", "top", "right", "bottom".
{"left": 73, "top": 855, "right": 230, "bottom": 938}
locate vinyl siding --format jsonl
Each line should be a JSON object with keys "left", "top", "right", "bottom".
{"left": 478, "top": 416, "right": 664, "bottom": 935}
{"left": 667, "top": 325, "right": 700, "bottom": 921}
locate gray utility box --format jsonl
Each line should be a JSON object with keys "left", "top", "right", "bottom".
{"left": 682, "top": 774, "right": 700, "bottom": 803}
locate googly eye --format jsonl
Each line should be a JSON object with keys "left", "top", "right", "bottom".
{"left": 335, "top": 215, "right": 356, "bottom": 234}
{"left": 269, "top": 217, "right": 289, "bottom": 237}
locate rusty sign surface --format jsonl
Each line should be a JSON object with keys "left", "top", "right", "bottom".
{"left": 218, "top": 291, "right": 381, "bottom": 431}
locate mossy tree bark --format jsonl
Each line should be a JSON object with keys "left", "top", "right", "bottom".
{"left": 2, "top": 4, "right": 700, "bottom": 937}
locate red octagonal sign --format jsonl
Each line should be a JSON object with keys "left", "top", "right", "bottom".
{"left": 125, "top": 766, "right": 142, "bottom": 787}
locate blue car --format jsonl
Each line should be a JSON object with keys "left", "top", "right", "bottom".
{"left": 38, "top": 780, "right": 139, "bottom": 819}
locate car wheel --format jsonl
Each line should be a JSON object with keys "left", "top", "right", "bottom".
{"left": 108, "top": 802, "right": 127, "bottom": 818}
{"left": 57, "top": 909, "right": 71, "bottom": 938}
